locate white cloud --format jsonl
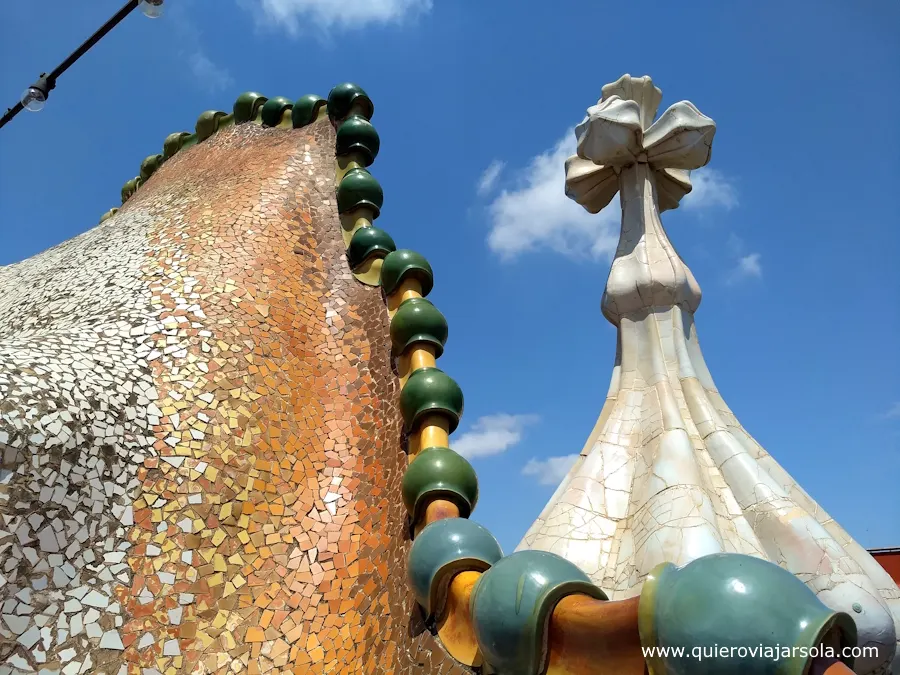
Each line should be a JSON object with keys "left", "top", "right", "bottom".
{"left": 522, "top": 454, "right": 579, "bottom": 486}
{"left": 242, "top": 0, "right": 432, "bottom": 32}
{"left": 486, "top": 130, "right": 620, "bottom": 261}
{"left": 735, "top": 253, "right": 762, "bottom": 278}
{"left": 170, "top": 4, "right": 233, "bottom": 92}
{"left": 485, "top": 131, "right": 740, "bottom": 262}
{"left": 682, "top": 168, "right": 738, "bottom": 211}
{"left": 477, "top": 160, "right": 505, "bottom": 196}
{"left": 881, "top": 402, "right": 900, "bottom": 420}
{"left": 453, "top": 414, "right": 538, "bottom": 460}
{"left": 726, "top": 234, "right": 762, "bottom": 283}
{"left": 188, "top": 52, "right": 234, "bottom": 93}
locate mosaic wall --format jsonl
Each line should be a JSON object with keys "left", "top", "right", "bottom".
{"left": 0, "top": 116, "right": 470, "bottom": 674}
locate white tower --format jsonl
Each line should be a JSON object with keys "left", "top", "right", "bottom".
{"left": 517, "top": 74, "right": 899, "bottom": 674}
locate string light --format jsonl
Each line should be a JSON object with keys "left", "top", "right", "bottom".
{"left": 0, "top": 0, "right": 163, "bottom": 129}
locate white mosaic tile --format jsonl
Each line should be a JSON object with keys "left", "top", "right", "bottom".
{"left": 0, "top": 209, "right": 171, "bottom": 671}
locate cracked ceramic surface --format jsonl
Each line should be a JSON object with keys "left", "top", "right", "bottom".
{"left": 0, "top": 117, "right": 470, "bottom": 674}
{"left": 518, "top": 74, "right": 899, "bottom": 675}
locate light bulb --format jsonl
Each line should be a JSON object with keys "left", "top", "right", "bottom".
{"left": 21, "top": 87, "right": 47, "bottom": 112}
{"left": 139, "top": 0, "right": 164, "bottom": 18}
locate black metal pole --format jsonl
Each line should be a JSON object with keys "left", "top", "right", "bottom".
{"left": 0, "top": 103, "right": 24, "bottom": 129}
{"left": 0, "top": 0, "right": 140, "bottom": 130}
{"left": 48, "top": 0, "right": 140, "bottom": 81}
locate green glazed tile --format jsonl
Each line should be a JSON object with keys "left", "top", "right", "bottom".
{"left": 162, "top": 131, "right": 192, "bottom": 159}
{"left": 470, "top": 550, "right": 607, "bottom": 675}
{"left": 261, "top": 96, "right": 293, "bottom": 127}
{"left": 638, "top": 553, "right": 858, "bottom": 675}
{"left": 390, "top": 297, "right": 448, "bottom": 357}
{"left": 291, "top": 94, "right": 326, "bottom": 128}
{"left": 195, "top": 110, "right": 227, "bottom": 142}
{"left": 380, "top": 250, "right": 434, "bottom": 297}
{"left": 347, "top": 226, "right": 396, "bottom": 270}
{"left": 139, "top": 153, "right": 164, "bottom": 182}
{"left": 402, "top": 446, "right": 478, "bottom": 522}
{"left": 336, "top": 167, "right": 383, "bottom": 218}
{"left": 336, "top": 115, "right": 380, "bottom": 166}
{"left": 233, "top": 91, "right": 268, "bottom": 123}
{"left": 327, "top": 82, "right": 374, "bottom": 122}
{"left": 399, "top": 367, "right": 463, "bottom": 433}
{"left": 408, "top": 517, "right": 502, "bottom": 619}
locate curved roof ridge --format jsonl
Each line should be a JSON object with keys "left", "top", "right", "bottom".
{"left": 97, "top": 90, "right": 328, "bottom": 224}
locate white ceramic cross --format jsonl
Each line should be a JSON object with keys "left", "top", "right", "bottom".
{"left": 565, "top": 74, "right": 716, "bottom": 322}
{"left": 566, "top": 73, "right": 715, "bottom": 216}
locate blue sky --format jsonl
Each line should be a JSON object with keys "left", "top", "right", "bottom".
{"left": 1, "top": 0, "right": 898, "bottom": 555}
